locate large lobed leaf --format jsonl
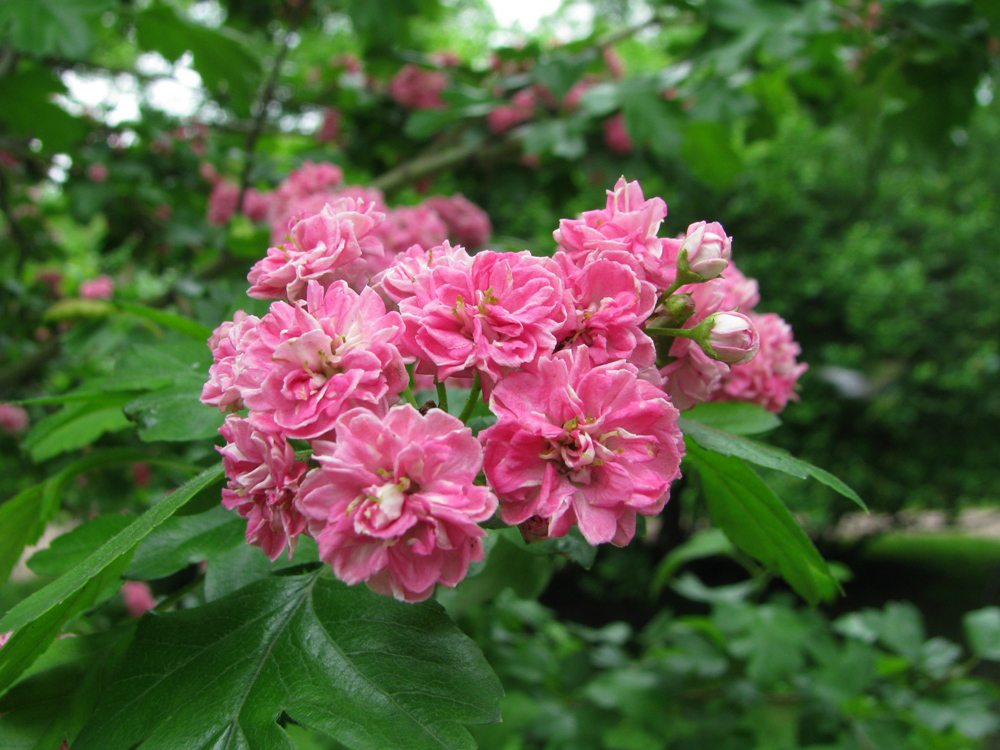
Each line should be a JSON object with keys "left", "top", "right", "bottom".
{"left": 74, "top": 573, "right": 503, "bottom": 750}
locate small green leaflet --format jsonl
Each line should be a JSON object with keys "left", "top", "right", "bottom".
{"left": 74, "top": 573, "right": 503, "bottom": 750}
{"left": 679, "top": 417, "right": 866, "bottom": 510}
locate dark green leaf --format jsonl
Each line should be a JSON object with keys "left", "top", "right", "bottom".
{"left": 685, "top": 443, "right": 839, "bottom": 605}
{"left": 0, "top": 485, "right": 49, "bottom": 586}
{"left": 650, "top": 528, "right": 735, "bottom": 595}
{"left": 681, "top": 121, "right": 742, "bottom": 190}
{"left": 125, "top": 384, "right": 225, "bottom": 442}
{"left": 0, "top": 0, "right": 115, "bottom": 59}
{"left": 679, "top": 418, "right": 866, "bottom": 509}
{"left": 203, "top": 536, "right": 320, "bottom": 602}
{"left": 0, "top": 66, "right": 86, "bottom": 152}
{"left": 22, "top": 394, "right": 136, "bottom": 462}
{"left": 0, "top": 463, "right": 225, "bottom": 693}
{"left": 126, "top": 505, "right": 245, "bottom": 580}
{"left": 0, "top": 627, "right": 134, "bottom": 748}
{"left": 75, "top": 573, "right": 503, "bottom": 750}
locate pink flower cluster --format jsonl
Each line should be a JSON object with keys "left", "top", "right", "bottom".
{"left": 388, "top": 64, "right": 449, "bottom": 110}
{"left": 202, "top": 175, "right": 806, "bottom": 602}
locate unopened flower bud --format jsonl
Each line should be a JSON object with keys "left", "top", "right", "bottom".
{"left": 662, "top": 293, "right": 696, "bottom": 327}
{"left": 698, "top": 311, "right": 759, "bottom": 365}
{"left": 678, "top": 221, "right": 732, "bottom": 281}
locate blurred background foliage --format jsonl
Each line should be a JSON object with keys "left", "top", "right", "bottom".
{"left": 2, "top": 0, "right": 1000, "bottom": 746}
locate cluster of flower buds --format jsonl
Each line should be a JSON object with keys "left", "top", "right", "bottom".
{"left": 201, "top": 176, "right": 806, "bottom": 602}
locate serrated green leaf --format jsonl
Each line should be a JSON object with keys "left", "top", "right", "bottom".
{"left": 27, "top": 515, "right": 133, "bottom": 578}
{"left": 685, "top": 442, "right": 839, "bottom": 605}
{"left": 74, "top": 573, "right": 503, "bottom": 750}
{"left": 126, "top": 505, "right": 245, "bottom": 580}
{"left": 679, "top": 418, "right": 866, "bottom": 509}
{"left": 963, "top": 607, "right": 1000, "bottom": 661}
{"left": 203, "top": 536, "right": 320, "bottom": 602}
{"left": 0, "top": 463, "right": 225, "bottom": 694}
{"left": 125, "top": 384, "right": 224, "bottom": 442}
{"left": 682, "top": 402, "right": 781, "bottom": 435}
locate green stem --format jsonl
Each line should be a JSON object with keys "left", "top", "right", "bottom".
{"left": 436, "top": 381, "right": 449, "bottom": 413}
{"left": 458, "top": 372, "right": 482, "bottom": 424}
{"left": 402, "top": 386, "right": 418, "bottom": 407}
{"left": 655, "top": 278, "right": 685, "bottom": 309}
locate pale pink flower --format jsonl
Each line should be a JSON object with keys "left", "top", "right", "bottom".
{"left": 711, "top": 312, "right": 808, "bottom": 413}
{"left": 388, "top": 64, "right": 449, "bottom": 110}
{"left": 297, "top": 405, "right": 497, "bottom": 602}
{"left": 422, "top": 193, "right": 492, "bottom": 249}
{"left": 480, "top": 347, "right": 684, "bottom": 546}
{"left": 374, "top": 204, "right": 450, "bottom": 256}
{"left": 121, "top": 581, "right": 156, "bottom": 617}
{"left": 0, "top": 403, "right": 29, "bottom": 433}
{"left": 268, "top": 192, "right": 339, "bottom": 244}
{"left": 562, "top": 76, "right": 599, "bottom": 111}
{"left": 400, "top": 250, "right": 569, "bottom": 392}
{"left": 679, "top": 221, "right": 732, "bottom": 280}
{"left": 703, "top": 311, "right": 759, "bottom": 365}
{"left": 277, "top": 161, "right": 344, "bottom": 203}
{"left": 79, "top": 275, "right": 113, "bottom": 299}
{"left": 218, "top": 415, "right": 310, "bottom": 560}
{"left": 603, "top": 113, "right": 633, "bottom": 154}
{"left": 242, "top": 189, "right": 271, "bottom": 222}
{"left": 554, "top": 177, "right": 675, "bottom": 290}
{"left": 241, "top": 280, "right": 409, "bottom": 440}
{"left": 201, "top": 310, "right": 263, "bottom": 413}
{"left": 248, "top": 197, "right": 387, "bottom": 300}
{"left": 555, "top": 254, "right": 657, "bottom": 368}
{"left": 372, "top": 241, "right": 472, "bottom": 307}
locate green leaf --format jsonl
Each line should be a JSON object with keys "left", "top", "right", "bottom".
{"left": 0, "top": 66, "right": 86, "bottom": 152}
{"left": 27, "top": 515, "right": 133, "bottom": 578}
{"left": 522, "top": 119, "right": 587, "bottom": 159}
{"left": 682, "top": 402, "right": 781, "bottom": 435}
{"left": 124, "top": 384, "right": 225, "bottom": 442}
{"left": 680, "top": 121, "right": 742, "bottom": 190}
{"left": 685, "top": 443, "right": 839, "bottom": 605}
{"left": 963, "top": 607, "right": 1000, "bottom": 661}
{"left": 0, "top": 0, "right": 115, "bottom": 59}
{"left": 126, "top": 505, "right": 245, "bottom": 580}
{"left": 116, "top": 302, "right": 213, "bottom": 341}
{"left": 0, "top": 485, "right": 50, "bottom": 586}
{"left": 0, "top": 627, "right": 134, "bottom": 748}
{"left": 678, "top": 418, "right": 866, "bottom": 509}
{"left": 74, "top": 573, "right": 503, "bottom": 750}
{"left": 203, "top": 536, "right": 320, "bottom": 602}
{"left": 22, "top": 394, "right": 136, "bottom": 462}
{"left": 0, "top": 463, "right": 225, "bottom": 694}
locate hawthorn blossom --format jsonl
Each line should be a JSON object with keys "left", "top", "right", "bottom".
{"left": 423, "top": 193, "right": 492, "bottom": 249}
{"left": 218, "top": 415, "right": 310, "bottom": 560}
{"left": 372, "top": 240, "right": 472, "bottom": 307}
{"left": 679, "top": 221, "right": 732, "bottom": 281}
{"left": 388, "top": 64, "right": 449, "bottom": 110}
{"left": 400, "top": 250, "right": 569, "bottom": 392}
{"left": 0, "top": 403, "right": 29, "bottom": 433}
{"left": 297, "top": 405, "right": 497, "bottom": 602}
{"left": 487, "top": 87, "right": 538, "bottom": 133}
{"left": 87, "top": 163, "right": 108, "bottom": 183}
{"left": 555, "top": 254, "right": 657, "bottom": 368}
{"left": 79, "top": 275, "right": 113, "bottom": 299}
{"left": 480, "top": 346, "right": 685, "bottom": 546}
{"left": 603, "top": 113, "right": 633, "bottom": 154}
{"left": 554, "top": 177, "right": 675, "bottom": 290}
{"left": 240, "top": 280, "right": 409, "bottom": 440}
{"left": 718, "top": 263, "right": 760, "bottom": 313}
{"left": 711, "top": 312, "right": 808, "bottom": 413}
{"left": 660, "top": 338, "right": 730, "bottom": 411}
{"left": 201, "top": 310, "right": 263, "bottom": 413}
{"left": 247, "top": 197, "right": 388, "bottom": 300}
{"left": 374, "top": 204, "right": 450, "bottom": 257}
{"left": 121, "top": 581, "right": 156, "bottom": 618}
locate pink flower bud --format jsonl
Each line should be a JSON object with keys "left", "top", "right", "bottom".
{"left": 121, "top": 581, "right": 156, "bottom": 618}
{"left": 0, "top": 403, "right": 29, "bottom": 433}
{"left": 679, "top": 221, "right": 732, "bottom": 280}
{"left": 79, "top": 275, "right": 114, "bottom": 299}
{"left": 705, "top": 312, "right": 759, "bottom": 365}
